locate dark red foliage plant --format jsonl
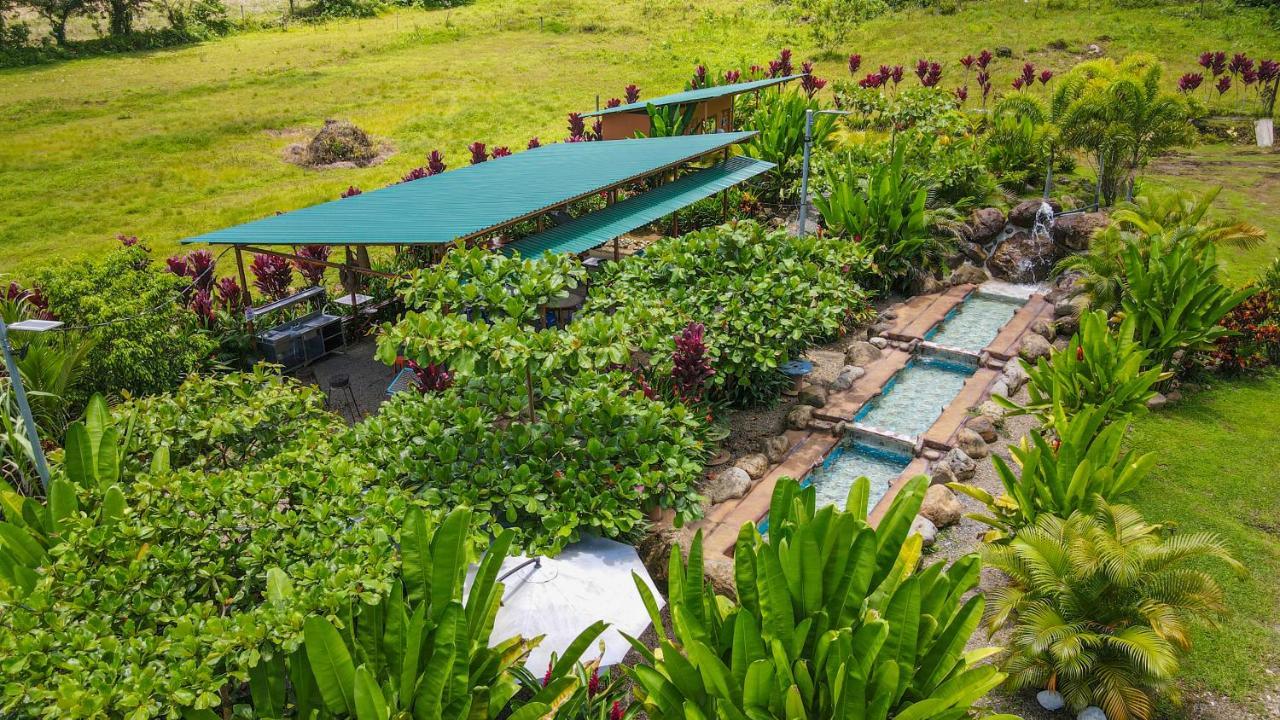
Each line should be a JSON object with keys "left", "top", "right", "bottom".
{"left": 848, "top": 53, "right": 862, "bottom": 75}
{"left": 527, "top": 137, "right": 543, "bottom": 149}
{"left": 468, "top": 142, "right": 489, "bottom": 165}
{"left": 1039, "top": 69, "right": 1053, "bottom": 85}
{"left": 976, "top": 49, "right": 993, "bottom": 69}
{"left": 294, "top": 245, "right": 331, "bottom": 286}
{"left": 1179, "top": 73, "right": 1204, "bottom": 93}
{"left": 723, "top": 69, "right": 741, "bottom": 84}
{"left": 216, "top": 276, "right": 244, "bottom": 312}
{"left": 800, "top": 61, "right": 826, "bottom": 98}
{"left": 624, "top": 84, "right": 640, "bottom": 103}
{"left": 250, "top": 253, "right": 293, "bottom": 301}
{"left": 491, "top": 146, "right": 512, "bottom": 158}
{"left": 1020, "top": 62, "right": 1036, "bottom": 87}
{"left": 1217, "top": 75, "right": 1232, "bottom": 94}
{"left": 426, "top": 150, "right": 447, "bottom": 175}
{"left": 341, "top": 186, "right": 362, "bottom": 198}
{"left": 691, "top": 64, "right": 708, "bottom": 89}
{"left": 671, "top": 321, "right": 714, "bottom": 404}
{"left": 406, "top": 359, "right": 453, "bottom": 393}
{"left": 777, "top": 48, "right": 794, "bottom": 76}
{"left": 190, "top": 288, "right": 215, "bottom": 328}
{"left": 606, "top": 97, "right": 622, "bottom": 108}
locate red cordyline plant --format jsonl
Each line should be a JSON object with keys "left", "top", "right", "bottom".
{"left": 591, "top": 118, "right": 603, "bottom": 138}
{"left": 915, "top": 59, "right": 942, "bottom": 87}
{"left": 216, "top": 276, "right": 244, "bottom": 312}
{"left": 250, "top": 253, "right": 292, "bottom": 300}
{"left": 1020, "top": 62, "right": 1036, "bottom": 88}
{"left": 400, "top": 167, "right": 428, "bottom": 183}
{"left": 1200, "top": 50, "right": 1227, "bottom": 76}
{"left": 749, "top": 63, "right": 764, "bottom": 78}
{"left": 1217, "top": 75, "right": 1232, "bottom": 95}
{"left": 606, "top": 97, "right": 622, "bottom": 108}
{"left": 1228, "top": 52, "right": 1252, "bottom": 77}
{"left": 190, "top": 288, "right": 215, "bottom": 328}
{"left": 976, "top": 49, "right": 993, "bottom": 69}
{"left": 491, "top": 146, "right": 512, "bottom": 158}
{"left": 800, "top": 61, "right": 826, "bottom": 98}
{"left": 959, "top": 54, "right": 975, "bottom": 71}
{"left": 690, "top": 64, "right": 708, "bottom": 89}
{"left": 1039, "top": 69, "right": 1053, "bottom": 85}
{"left": 1179, "top": 73, "right": 1204, "bottom": 93}
{"left": 1210, "top": 290, "right": 1279, "bottom": 372}
{"left": 1259, "top": 59, "right": 1280, "bottom": 116}
{"left": 294, "top": 245, "right": 330, "bottom": 286}
{"left": 954, "top": 85, "right": 969, "bottom": 103}
{"left": 341, "top": 186, "right": 362, "bottom": 198}
{"left": 405, "top": 359, "right": 454, "bottom": 393}
{"left": 889, "top": 64, "right": 904, "bottom": 85}
{"left": 859, "top": 72, "right": 885, "bottom": 89}
{"left": 776, "top": 48, "right": 794, "bottom": 76}
{"left": 847, "top": 53, "right": 862, "bottom": 75}
{"left": 186, "top": 249, "right": 215, "bottom": 291}
{"left": 468, "top": 142, "right": 489, "bottom": 164}
{"left": 723, "top": 69, "right": 741, "bottom": 84}
{"left": 1012, "top": 77, "right": 1025, "bottom": 91}
{"left": 426, "top": 150, "right": 446, "bottom": 175}
{"left": 527, "top": 137, "right": 542, "bottom": 149}
{"left": 624, "top": 84, "right": 640, "bottom": 103}
{"left": 671, "top": 321, "right": 714, "bottom": 404}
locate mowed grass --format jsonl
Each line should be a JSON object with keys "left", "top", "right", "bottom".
{"left": 1126, "top": 373, "right": 1280, "bottom": 711}
{"left": 2, "top": 0, "right": 1280, "bottom": 275}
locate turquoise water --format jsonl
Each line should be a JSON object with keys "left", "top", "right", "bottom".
{"left": 855, "top": 357, "right": 973, "bottom": 438}
{"left": 925, "top": 293, "right": 1023, "bottom": 352}
{"left": 809, "top": 441, "right": 910, "bottom": 510}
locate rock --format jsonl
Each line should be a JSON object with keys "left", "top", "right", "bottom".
{"left": 948, "top": 262, "right": 990, "bottom": 286}
{"left": 1037, "top": 690, "right": 1066, "bottom": 711}
{"left": 966, "top": 415, "right": 998, "bottom": 443}
{"left": 869, "top": 336, "right": 889, "bottom": 349}
{"left": 1019, "top": 333, "right": 1052, "bottom": 363}
{"left": 1078, "top": 707, "right": 1107, "bottom": 720}
{"left": 706, "top": 467, "right": 752, "bottom": 504}
{"left": 1009, "top": 198, "right": 1062, "bottom": 228}
{"left": 988, "top": 379, "right": 1010, "bottom": 399}
{"left": 910, "top": 515, "right": 938, "bottom": 547}
{"left": 1031, "top": 318, "right": 1056, "bottom": 340}
{"left": 995, "top": 46, "right": 1014, "bottom": 58}
{"left": 930, "top": 463, "right": 958, "bottom": 486}
{"left": 881, "top": 309, "right": 898, "bottom": 320}
{"left": 1055, "top": 313, "right": 1080, "bottom": 336}
{"left": 939, "top": 447, "right": 977, "bottom": 482}
{"left": 1165, "top": 389, "right": 1182, "bottom": 403}
{"left": 1052, "top": 211, "right": 1109, "bottom": 252}
{"left": 920, "top": 485, "right": 964, "bottom": 528}
{"left": 1086, "top": 43, "right": 1104, "bottom": 56}
{"left": 1054, "top": 297, "right": 1080, "bottom": 318}
{"left": 869, "top": 321, "right": 894, "bottom": 336}
{"left": 786, "top": 404, "right": 815, "bottom": 430}
{"left": 988, "top": 229, "right": 1058, "bottom": 283}
{"left": 734, "top": 453, "right": 770, "bottom": 480}
{"left": 764, "top": 435, "right": 792, "bottom": 463}
{"left": 977, "top": 400, "right": 1007, "bottom": 425}
{"left": 831, "top": 365, "right": 866, "bottom": 391}
{"left": 797, "top": 384, "right": 828, "bottom": 408}
{"left": 846, "top": 341, "right": 882, "bottom": 367}
{"left": 908, "top": 271, "right": 943, "bottom": 296}
{"left": 960, "top": 241, "right": 989, "bottom": 265}
{"left": 1002, "top": 362, "right": 1029, "bottom": 393}
{"left": 967, "top": 207, "right": 1006, "bottom": 244}
{"left": 704, "top": 555, "right": 737, "bottom": 597}
{"left": 1145, "top": 392, "right": 1168, "bottom": 411}
{"left": 955, "top": 427, "right": 989, "bottom": 459}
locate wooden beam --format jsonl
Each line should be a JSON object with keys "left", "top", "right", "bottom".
{"left": 238, "top": 245, "right": 404, "bottom": 280}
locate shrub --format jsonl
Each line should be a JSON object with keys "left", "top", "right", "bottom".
{"left": 742, "top": 89, "right": 836, "bottom": 200}
{"left": 998, "top": 310, "right": 1166, "bottom": 426}
{"left": 32, "top": 245, "right": 215, "bottom": 403}
{"left": 1210, "top": 270, "right": 1280, "bottom": 373}
{"left": 0, "top": 398, "right": 408, "bottom": 717}
{"left": 347, "top": 372, "right": 707, "bottom": 555}
{"left": 952, "top": 403, "right": 1156, "bottom": 540}
{"left": 627, "top": 475, "right": 1016, "bottom": 720}
{"left": 985, "top": 501, "right": 1242, "bottom": 720}
{"left": 588, "top": 221, "right": 874, "bottom": 406}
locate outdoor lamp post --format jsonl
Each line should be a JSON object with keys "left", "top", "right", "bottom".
{"left": 797, "top": 108, "right": 856, "bottom": 237}
{"left": 0, "top": 318, "right": 61, "bottom": 492}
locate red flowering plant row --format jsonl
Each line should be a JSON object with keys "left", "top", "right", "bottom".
{"left": 1182, "top": 50, "right": 1280, "bottom": 116}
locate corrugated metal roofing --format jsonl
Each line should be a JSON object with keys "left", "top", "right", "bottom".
{"left": 581, "top": 75, "right": 803, "bottom": 118}
{"left": 181, "top": 132, "right": 757, "bottom": 247}
{"left": 503, "top": 156, "right": 774, "bottom": 258}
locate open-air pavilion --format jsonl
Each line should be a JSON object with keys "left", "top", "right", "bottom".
{"left": 582, "top": 74, "right": 802, "bottom": 140}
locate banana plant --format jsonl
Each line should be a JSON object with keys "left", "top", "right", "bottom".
{"left": 254, "top": 505, "right": 607, "bottom": 719}
{"left": 0, "top": 394, "right": 132, "bottom": 598}
{"left": 952, "top": 402, "right": 1157, "bottom": 540}
{"left": 997, "top": 310, "right": 1167, "bottom": 427}
{"left": 624, "top": 475, "right": 1017, "bottom": 720}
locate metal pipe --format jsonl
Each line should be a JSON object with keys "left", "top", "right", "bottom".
{"left": 0, "top": 321, "right": 51, "bottom": 492}
{"left": 797, "top": 109, "right": 814, "bottom": 236}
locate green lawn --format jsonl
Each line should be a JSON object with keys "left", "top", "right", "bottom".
{"left": 2, "top": 0, "right": 1279, "bottom": 276}
{"left": 1127, "top": 372, "right": 1280, "bottom": 712}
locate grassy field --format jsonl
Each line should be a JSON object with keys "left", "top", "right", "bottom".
{"left": 1127, "top": 373, "right": 1280, "bottom": 713}
{"left": 2, "top": 0, "right": 1279, "bottom": 276}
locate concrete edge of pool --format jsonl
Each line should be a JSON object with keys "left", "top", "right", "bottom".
{"left": 696, "top": 283, "right": 1055, "bottom": 558}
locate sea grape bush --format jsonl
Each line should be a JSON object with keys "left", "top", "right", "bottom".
{"left": 586, "top": 221, "right": 873, "bottom": 406}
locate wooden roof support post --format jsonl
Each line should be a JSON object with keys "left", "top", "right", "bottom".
{"left": 235, "top": 246, "right": 254, "bottom": 334}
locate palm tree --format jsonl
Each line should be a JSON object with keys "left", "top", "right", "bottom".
{"left": 984, "top": 501, "right": 1242, "bottom": 720}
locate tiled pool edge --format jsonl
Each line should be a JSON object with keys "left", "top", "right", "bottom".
{"left": 697, "top": 286, "right": 1053, "bottom": 558}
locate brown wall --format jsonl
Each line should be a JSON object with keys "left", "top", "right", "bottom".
{"left": 598, "top": 96, "right": 736, "bottom": 141}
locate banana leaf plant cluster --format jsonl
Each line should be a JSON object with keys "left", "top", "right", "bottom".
{"left": 626, "top": 475, "right": 1017, "bottom": 720}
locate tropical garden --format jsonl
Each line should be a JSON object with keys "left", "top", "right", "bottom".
{"left": 2, "top": 0, "right": 1280, "bottom": 717}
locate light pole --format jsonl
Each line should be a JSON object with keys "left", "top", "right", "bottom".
{"left": 0, "top": 318, "right": 60, "bottom": 492}
{"left": 797, "top": 108, "right": 855, "bottom": 237}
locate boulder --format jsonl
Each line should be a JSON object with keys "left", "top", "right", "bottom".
{"left": 1052, "top": 211, "right": 1109, "bottom": 252}
{"left": 869, "top": 321, "right": 894, "bottom": 336}
{"left": 846, "top": 341, "right": 882, "bottom": 367}
{"left": 1165, "top": 389, "right": 1182, "bottom": 403}
{"left": 1145, "top": 392, "right": 1168, "bottom": 411}
{"left": 960, "top": 241, "right": 989, "bottom": 265}
{"left": 1019, "top": 333, "right": 1052, "bottom": 363}
{"left": 1078, "top": 707, "right": 1107, "bottom": 720}
{"left": 1008, "top": 198, "right": 1061, "bottom": 228}
{"left": 1031, "top": 318, "right": 1056, "bottom": 340}
{"left": 939, "top": 447, "right": 977, "bottom": 482}
{"left": 706, "top": 467, "right": 752, "bottom": 504}
{"left": 908, "top": 271, "right": 943, "bottom": 296}
{"left": 1037, "top": 690, "right": 1067, "bottom": 711}
{"left": 880, "top": 308, "right": 898, "bottom": 320}
{"left": 1002, "top": 362, "right": 1029, "bottom": 393}
{"left": 977, "top": 400, "right": 1007, "bottom": 425}
{"left": 831, "top": 365, "right": 866, "bottom": 391}
{"left": 910, "top": 515, "right": 938, "bottom": 548}
{"left": 1055, "top": 312, "right": 1080, "bottom": 336}
{"left": 966, "top": 415, "right": 998, "bottom": 443}
{"left": 764, "top": 435, "right": 792, "bottom": 463}
{"left": 920, "top": 485, "right": 964, "bottom": 528}
{"left": 988, "top": 379, "right": 1010, "bottom": 399}
{"left": 797, "top": 384, "right": 828, "bottom": 408}
{"left": 869, "top": 336, "right": 889, "bottom": 349}
{"left": 786, "top": 405, "right": 815, "bottom": 430}
{"left": 988, "top": 229, "right": 1058, "bottom": 283}
{"left": 1054, "top": 297, "right": 1080, "bottom": 318}
{"left": 955, "top": 427, "right": 989, "bottom": 459}
{"left": 704, "top": 555, "right": 737, "bottom": 597}
{"left": 734, "top": 453, "right": 770, "bottom": 480}
{"left": 930, "top": 463, "right": 958, "bottom": 486}
{"left": 948, "top": 262, "right": 990, "bottom": 286}
{"left": 967, "top": 207, "right": 1006, "bottom": 244}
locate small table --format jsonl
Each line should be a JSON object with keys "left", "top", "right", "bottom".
{"left": 333, "top": 293, "right": 374, "bottom": 309}
{"left": 781, "top": 359, "right": 814, "bottom": 397}
{"left": 545, "top": 291, "right": 586, "bottom": 328}
{"left": 387, "top": 366, "right": 417, "bottom": 396}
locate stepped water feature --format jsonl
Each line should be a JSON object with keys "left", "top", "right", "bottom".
{"left": 983, "top": 200, "right": 1060, "bottom": 284}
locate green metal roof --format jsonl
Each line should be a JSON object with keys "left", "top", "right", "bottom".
{"left": 503, "top": 155, "right": 774, "bottom": 258}
{"left": 181, "top": 132, "right": 757, "bottom": 247}
{"left": 582, "top": 75, "right": 803, "bottom": 118}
